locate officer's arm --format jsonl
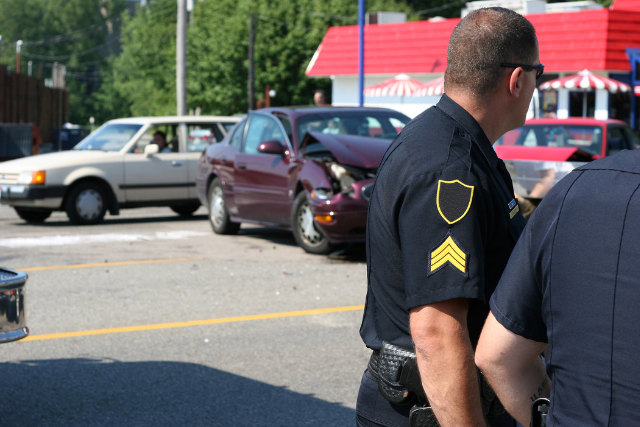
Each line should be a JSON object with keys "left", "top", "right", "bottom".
{"left": 529, "top": 168, "right": 555, "bottom": 199}
{"left": 410, "top": 298, "right": 487, "bottom": 427}
{"left": 475, "top": 312, "right": 550, "bottom": 426}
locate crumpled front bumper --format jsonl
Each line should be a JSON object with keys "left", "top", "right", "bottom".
{"left": 307, "top": 179, "right": 373, "bottom": 244}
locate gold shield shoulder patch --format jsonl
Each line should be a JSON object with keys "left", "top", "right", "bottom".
{"left": 428, "top": 231, "right": 469, "bottom": 277}
{"left": 436, "top": 180, "right": 474, "bottom": 225}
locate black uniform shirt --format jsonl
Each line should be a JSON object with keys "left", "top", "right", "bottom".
{"left": 491, "top": 149, "right": 640, "bottom": 426}
{"left": 360, "top": 94, "right": 526, "bottom": 351}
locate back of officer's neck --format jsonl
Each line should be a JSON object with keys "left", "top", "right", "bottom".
{"left": 446, "top": 90, "right": 512, "bottom": 146}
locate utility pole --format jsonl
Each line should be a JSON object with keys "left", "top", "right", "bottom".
{"left": 358, "top": 0, "right": 365, "bottom": 107}
{"left": 176, "top": 0, "right": 187, "bottom": 116}
{"left": 0, "top": 36, "right": 3, "bottom": 66}
{"left": 16, "top": 40, "right": 23, "bottom": 74}
{"left": 248, "top": 14, "right": 255, "bottom": 111}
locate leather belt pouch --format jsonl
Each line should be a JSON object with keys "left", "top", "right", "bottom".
{"left": 377, "top": 341, "right": 429, "bottom": 405}
{"left": 409, "top": 405, "right": 441, "bottom": 427}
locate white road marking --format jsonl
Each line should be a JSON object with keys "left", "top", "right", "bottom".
{"left": 0, "top": 231, "right": 210, "bottom": 248}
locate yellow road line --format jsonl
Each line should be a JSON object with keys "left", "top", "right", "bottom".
{"left": 19, "top": 257, "right": 202, "bottom": 272}
{"left": 21, "top": 305, "right": 365, "bottom": 342}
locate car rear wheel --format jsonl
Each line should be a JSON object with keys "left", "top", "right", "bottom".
{"left": 14, "top": 207, "right": 52, "bottom": 223}
{"left": 65, "top": 182, "right": 107, "bottom": 225}
{"left": 170, "top": 203, "right": 201, "bottom": 217}
{"left": 291, "top": 191, "right": 334, "bottom": 255}
{"left": 208, "top": 179, "right": 240, "bottom": 235}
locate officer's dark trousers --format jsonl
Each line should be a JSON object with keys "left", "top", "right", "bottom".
{"left": 355, "top": 369, "right": 517, "bottom": 427}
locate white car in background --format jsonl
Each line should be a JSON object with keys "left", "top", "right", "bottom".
{"left": 0, "top": 116, "right": 240, "bottom": 224}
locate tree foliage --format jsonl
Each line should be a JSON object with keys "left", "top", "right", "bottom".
{"left": 97, "top": 0, "right": 413, "bottom": 118}
{"left": 0, "top": 0, "right": 126, "bottom": 124}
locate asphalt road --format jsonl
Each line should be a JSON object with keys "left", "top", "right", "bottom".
{"left": 0, "top": 205, "right": 370, "bottom": 426}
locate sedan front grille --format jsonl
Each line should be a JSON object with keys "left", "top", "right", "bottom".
{"left": 0, "top": 173, "right": 19, "bottom": 184}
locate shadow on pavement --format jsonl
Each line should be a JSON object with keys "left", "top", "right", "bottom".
{"left": 238, "top": 226, "right": 298, "bottom": 248}
{"left": 12, "top": 214, "right": 209, "bottom": 228}
{"left": 0, "top": 357, "right": 355, "bottom": 426}
{"left": 328, "top": 244, "right": 366, "bottom": 264}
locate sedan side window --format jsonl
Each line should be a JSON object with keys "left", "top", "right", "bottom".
{"left": 244, "top": 115, "right": 284, "bottom": 154}
{"left": 229, "top": 120, "right": 246, "bottom": 148}
{"left": 607, "top": 127, "right": 628, "bottom": 155}
{"left": 132, "top": 125, "right": 178, "bottom": 153}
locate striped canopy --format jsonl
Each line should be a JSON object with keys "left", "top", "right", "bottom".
{"left": 363, "top": 74, "right": 424, "bottom": 97}
{"left": 539, "top": 69, "right": 631, "bottom": 93}
{"left": 411, "top": 76, "right": 445, "bottom": 96}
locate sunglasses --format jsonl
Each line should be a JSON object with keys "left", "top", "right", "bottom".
{"left": 500, "top": 63, "right": 545, "bottom": 80}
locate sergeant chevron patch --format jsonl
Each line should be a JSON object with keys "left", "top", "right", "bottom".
{"left": 428, "top": 231, "right": 469, "bottom": 277}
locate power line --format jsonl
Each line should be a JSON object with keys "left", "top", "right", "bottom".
{"left": 256, "top": 15, "right": 311, "bottom": 30}
{"left": 19, "top": 6, "right": 175, "bottom": 61}
{"left": 411, "top": 0, "right": 467, "bottom": 16}
{"left": 297, "top": 9, "right": 357, "bottom": 21}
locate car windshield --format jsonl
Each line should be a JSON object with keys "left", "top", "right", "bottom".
{"left": 296, "top": 111, "right": 410, "bottom": 145}
{"left": 74, "top": 123, "right": 143, "bottom": 151}
{"left": 496, "top": 124, "right": 604, "bottom": 156}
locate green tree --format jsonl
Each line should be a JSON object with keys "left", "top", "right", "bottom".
{"left": 99, "top": 0, "right": 178, "bottom": 119}
{"left": 97, "top": 0, "right": 413, "bottom": 118}
{"left": 0, "top": 0, "right": 126, "bottom": 124}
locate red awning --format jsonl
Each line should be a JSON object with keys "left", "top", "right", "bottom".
{"left": 539, "top": 69, "right": 631, "bottom": 93}
{"left": 411, "top": 76, "right": 445, "bottom": 96}
{"left": 363, "top": 74, "right": 424, "bottom": 96}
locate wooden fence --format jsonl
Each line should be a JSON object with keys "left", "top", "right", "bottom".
{"left": 0, "top": 66, "right": 69, "bottom": 144}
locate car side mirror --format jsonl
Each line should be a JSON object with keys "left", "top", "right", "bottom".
{"left": 144, "top": 143, "right": 159, "bottom": 157}
{"left": 257, "top": 140, "right": 285, "bottom": 156}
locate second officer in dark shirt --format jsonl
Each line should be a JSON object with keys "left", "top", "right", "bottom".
{"left": 356, "top": 7, "right": 543, "bottom": 427}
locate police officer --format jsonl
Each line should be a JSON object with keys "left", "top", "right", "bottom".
{"left": 476, "top": 148, "right": 640, "bottom": 426}
{"left": 356, "top": 7, "right": 542, "bottom": 427}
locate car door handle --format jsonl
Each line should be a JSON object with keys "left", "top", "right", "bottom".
{"left": 237, "top": 162, "right": 247, "bottom": 170}
{"left": 171, "top": 161, "right": 183, "bottom": 166}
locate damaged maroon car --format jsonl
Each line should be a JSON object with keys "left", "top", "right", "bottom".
{"left": 196, "top": 107, "right": 410, "bottom": 254}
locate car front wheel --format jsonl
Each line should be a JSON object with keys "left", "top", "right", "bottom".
{"left": 291, "top": 191, "right": 333, "bottom": 255}
{"left": 65, "top": 182, "right": 107, "bottom": 225}
{"left": 14, "top": 207, "right": 52, "bottom": 223}
{"left": 208, "top": 178, "right": 240, "bottom": 235}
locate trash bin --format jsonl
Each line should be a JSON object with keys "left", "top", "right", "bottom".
{"left": 0, "top": 268, "right": 29, "bottom": 343}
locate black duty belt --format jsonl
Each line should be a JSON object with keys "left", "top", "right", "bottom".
{"left": 367, "top": 341, "right": 505, "bottom": 419}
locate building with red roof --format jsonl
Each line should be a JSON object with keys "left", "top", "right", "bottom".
{"left": 306, "top": 0, "right": 640, "bottom": 125}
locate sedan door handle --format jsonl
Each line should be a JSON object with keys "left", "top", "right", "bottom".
{"left": 237, "top": 162, "right": 247, "bottom": 170}
{"left": 171, "top": 161, "right": 183, "bottom": 166}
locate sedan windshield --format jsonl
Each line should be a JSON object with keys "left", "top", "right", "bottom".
{"left": 496, "top": 124, "right": 604, "bottom": 156}
{"left": 296, "top": 111, "right": 410, "bottom": 145}
{"left": 74, "top": 124, "right": 143, "bottom": 151}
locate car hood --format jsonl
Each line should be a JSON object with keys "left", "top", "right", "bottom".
{"left": 494, "top": 146, "right": 594, "bottom": 162}
{"left": 300, "top": 131, "right": 392, "bottom": 169}
{"left": 0, "top": 150, "right": 119, "bottom": 173}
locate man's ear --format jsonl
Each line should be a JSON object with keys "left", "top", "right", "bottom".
{"left": 508, "top": 67, "right": 525, "bottom": 98}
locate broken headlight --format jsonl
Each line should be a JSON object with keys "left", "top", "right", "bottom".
{"left": 328, "top": 163, "right": 375, "bottom": 196}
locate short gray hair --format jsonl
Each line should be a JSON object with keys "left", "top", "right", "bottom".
{"left": 444, "top": 8, "right": 538, "bottom": 98}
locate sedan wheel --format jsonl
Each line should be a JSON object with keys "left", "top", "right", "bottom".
{"left": 76, "top": 189, "right": 103, "bottom": 221}
{"left": 291, "top": 191, "right": 333, "bottom": 254}
{"left": 65, "top": 182, "right": 107, "bottom": 225}
{"left": 207, "top": 178, "right": 240, "bottom": 235}
{"left": 298, "top": 203, "right": 323, "bottom": 244}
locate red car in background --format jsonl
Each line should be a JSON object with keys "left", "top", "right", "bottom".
{"left": 494, "top": 118, "right": 640, "bottom": 210}
{"left": 196, "top": 107, "right": 410, "bottom": 254}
